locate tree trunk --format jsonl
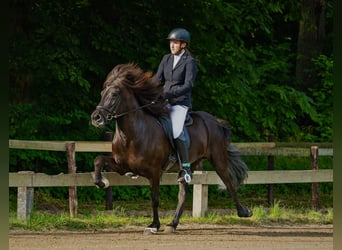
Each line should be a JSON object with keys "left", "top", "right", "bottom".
{"left": 296, "top": 0, "right": 325, "bottom": 89}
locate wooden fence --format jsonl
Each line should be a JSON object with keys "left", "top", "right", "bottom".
{"left": 9, "top": 140, "right": 333, "bottom": 220}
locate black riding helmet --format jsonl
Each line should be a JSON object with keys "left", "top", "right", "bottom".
{"left": 166, "top": 28, "right": 190, "bottom": 45}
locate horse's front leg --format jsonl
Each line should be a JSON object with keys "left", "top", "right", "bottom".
{"left": 144, "top": 179, "right": 161, "bottom": 234}
{"left": 165, "top": 181, "right": 189, "bottom": 233}
{"left": 92, "top": 155, "right": 115, "bottom": 189}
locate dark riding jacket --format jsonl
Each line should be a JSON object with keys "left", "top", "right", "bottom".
{"left": 156, "top": 51, "right": 197, "bottom": 109}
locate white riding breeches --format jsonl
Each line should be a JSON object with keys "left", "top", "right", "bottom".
{"left": 170, "top": 105, "right": 189, "bottom": 139}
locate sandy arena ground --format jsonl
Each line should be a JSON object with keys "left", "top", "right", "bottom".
{"left": 9, "top": 223, "right": 333, "bottom": 250}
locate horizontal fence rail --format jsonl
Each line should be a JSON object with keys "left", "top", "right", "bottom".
{"left": 9, "top": 170, "right": 333, "bottom": 187}
{"left": 9, "top": 139, "right": 333, "bottom": 220}
{"left": 9, "top": 140, "right": 333, "bottom": 156}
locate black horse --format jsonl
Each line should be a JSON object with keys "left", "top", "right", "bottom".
{"left": 91, "top": 63, "right": 252, "bottom": 233}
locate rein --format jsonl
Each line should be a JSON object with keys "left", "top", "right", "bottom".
{"left": 97, "top": 100, "right": 156, "bottom": 120}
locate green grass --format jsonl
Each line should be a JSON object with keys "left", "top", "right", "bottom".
{"left": 9, "top": 200, "right": 333, "bottom": 232}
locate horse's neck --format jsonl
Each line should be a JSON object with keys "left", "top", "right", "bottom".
{"left": 114, "top": 112, "right": 151, "bottom": 141}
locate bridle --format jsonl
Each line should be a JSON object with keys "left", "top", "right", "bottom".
{"left": 96, "top": 90, "right": 155, "bottom": 120}
{"left": 96, "top": 101, "right": 155, "bottom": 120}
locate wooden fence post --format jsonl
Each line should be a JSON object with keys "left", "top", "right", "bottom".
{"left": 267, "top": 134, "right": 274, "bottom": 206}
{"left": 192, "top": 171, "right": 208, "bottom": 217}
{"left": 17, "top": 171, "right": 34, "bottom": 220}
{"left": 66, "top": 142, "right": 77, "bottom": 217}
{"left": 311, "top": 146, "right": 319, "bottom": 210}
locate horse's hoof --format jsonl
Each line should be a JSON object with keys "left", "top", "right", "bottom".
{"left": 143, "top": 227, "right": 158, "bottom": 235}
{"left": 94, "top": 181, "right": 105, "bottom": 189}
{"left": 102, "top": 177, "right": 110, "bottom": 188}
{"left": 91, "top": 172, "right": 109, "bottom": 189}
{"left": 125, "top": 172, "right": 139, "bottom": 179}
{"left": 94, "top": 179, "right": 109, "bottom": 189}
{"left": 238, "top": 208, "right": 253, "bottom": 217}
{"left": 163, "top": 226, "right": 176, "bottom": 234}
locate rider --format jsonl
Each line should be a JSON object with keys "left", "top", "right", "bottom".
{"left": 156, "top": 28, "right": 197, "bottom": 183}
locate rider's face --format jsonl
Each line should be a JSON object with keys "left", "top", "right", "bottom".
{"left": 169, "top": 40, "right": 186, "bottom": 55}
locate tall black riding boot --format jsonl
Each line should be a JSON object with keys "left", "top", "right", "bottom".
{"left": 174, "top": 138, "right": 192, "bottom": 183}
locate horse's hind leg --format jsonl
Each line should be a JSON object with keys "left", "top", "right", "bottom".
{"left": 220, "top": 172, "right": 252, "bottom": 217}
{"left": 213, "top": 157, "right": 252, "bottom": 218}
{"left": 165, "top": 181, "right": 189, "bottom": 233}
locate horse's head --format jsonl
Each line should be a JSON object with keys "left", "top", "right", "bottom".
{"left": 91, "top": 84, "right": 122, "bottom": 128}
{"left": 91, "top": 63, "right": 144, "bottom": 128}
{"left": 91, "top": 63, "right": 168, "bottom": 128}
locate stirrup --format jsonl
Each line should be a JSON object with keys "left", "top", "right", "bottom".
{"left": 125, "top": 172, "right": 139, "bottom": 179}
{"left": 177, "top": 168, "right": 192, "bottom": 183}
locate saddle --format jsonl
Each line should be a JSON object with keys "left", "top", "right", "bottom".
{"left": 158, "top": 112, "right": 193, "bottom": 147}
{"left": 158, "top": 112, "right": 193, "bottom": 171}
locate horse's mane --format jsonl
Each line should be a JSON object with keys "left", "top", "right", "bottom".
{"left": 105, "top": 63, "right": 169, "bottom": 117}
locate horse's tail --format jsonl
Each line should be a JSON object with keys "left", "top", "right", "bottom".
{"left": 223, "top": 126, "right": 249, "bottom": 189}
{"left": 227, "top": 143, "right": 249, "bottom": 188}
{"left": 199, "top": 113, "right": 248, "bottom": 189}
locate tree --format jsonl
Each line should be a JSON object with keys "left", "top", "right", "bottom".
{"left": 9, "top": 0, "right": 333, "bottom": 174}
{"left": 296, "top": 0, "right": 326, "bottom": 89}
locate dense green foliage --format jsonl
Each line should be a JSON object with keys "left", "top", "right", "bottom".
{"left": 9, "top": 1, "right": 333, "bottom": 206}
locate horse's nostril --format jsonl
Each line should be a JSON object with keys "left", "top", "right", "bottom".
{"left": 95, "top": 114, "right": 101, "bottom": 121}
{"left": 91, "top": 111, "right": 102, "bottom": 122}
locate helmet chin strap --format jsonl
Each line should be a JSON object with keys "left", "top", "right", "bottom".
{"left": 174, "top": 48, "right": 185, "bottom": 55}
